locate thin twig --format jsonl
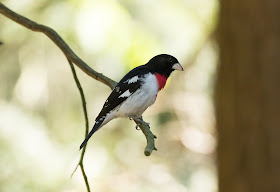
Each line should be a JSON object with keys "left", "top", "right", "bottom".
{"left": 80, "top": 163, "right": 90, "bottom": 192}
{"left": 0, "top": 2, "right": 158, "bottom": 156}
{"left": 67, "top": 59, "right": 91, "bottom": 192}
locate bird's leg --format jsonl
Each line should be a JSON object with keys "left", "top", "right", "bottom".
{"left": 128, "top": 115, "right": 141, "bottom": 130}
{"left": 128, "top": 115, "right": 150, "bottom": 129}
{"left": 138, "top": 116, "right": 150, "bottom": 126}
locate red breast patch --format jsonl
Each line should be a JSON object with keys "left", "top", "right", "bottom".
{"left": 155, "top": 73, "right": 167, "bottom": 91}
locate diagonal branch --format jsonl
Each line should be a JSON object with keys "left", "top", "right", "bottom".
{"left": 0, "top": 2, "right": 157, "bottom": 156}
{"left": 0, "top": 2, "right": 162, "bottom": 190}
{"left": 0, "top": 2, "right": 116, "bottom": 89}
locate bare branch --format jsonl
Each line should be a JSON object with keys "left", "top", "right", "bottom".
{"left": 68, "top": 59, "right": 90, "bottom": 191}
{"left": 0, "top": 2, "right": 158, "bottom": 157}
{"left": 0, "top": 2, "right": 162, "bottom": 190}
{"left": 133, "top": 119, "right": 157, "bottom": 156}
{"left": 0, "top": 2, "right": 116, "bottom": 89}
{"left": 0, "top": 5, "right": 158, "bottom": 189}
{"left": 80, "top": 163, "right": 90, "bottom": 192}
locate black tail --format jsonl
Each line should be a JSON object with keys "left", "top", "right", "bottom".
{"left": 79, "top": 120, "right": 103, "bottom": 150}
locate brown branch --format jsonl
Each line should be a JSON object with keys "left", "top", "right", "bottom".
{"left": 0, "top": 2, "right": 116, "bottom": 89}
{"left": 0, "top": 3, "right": 157, "bottom": 188}
{"left": 0, "top": 2, "right": 157, "bottom": 156}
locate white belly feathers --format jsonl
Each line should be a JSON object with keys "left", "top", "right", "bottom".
{"left": 116, "top": 73, "right": 158, "bottom": 118}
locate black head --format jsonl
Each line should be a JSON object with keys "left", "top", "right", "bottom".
{"left": 146, "top": 54, "right": 183, "bottom": 78}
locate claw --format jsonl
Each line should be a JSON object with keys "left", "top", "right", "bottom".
{"left": 129, "top": 115, "right": 150, "bottom": 128}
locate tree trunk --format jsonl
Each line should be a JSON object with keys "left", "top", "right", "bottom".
{"left": 216, "top": 1, "right": 280, "bottom": 192}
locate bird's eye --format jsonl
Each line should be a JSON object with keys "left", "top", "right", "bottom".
{"left": 168, "top": 57, "right": 173, "bottom": 62}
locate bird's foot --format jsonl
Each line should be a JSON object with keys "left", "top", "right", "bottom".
{"left": 128, "top": 116, "right": 150, "bottom": 128}
{"left": 135, "top": 125, "right": 140, "bottom": 130}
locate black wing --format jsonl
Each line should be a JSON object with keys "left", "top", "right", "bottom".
{"left": 95, "top": 65, "right": 150, "bottom": 121}
{"left": 80, "top": 65, "right": 150, "bottom": 150}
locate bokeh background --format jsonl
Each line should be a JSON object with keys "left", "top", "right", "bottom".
{"left": 1, "top": 0, "right": 217, "bottom": 191}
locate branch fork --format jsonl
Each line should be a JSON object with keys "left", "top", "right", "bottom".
{"left": 0, "top": 2, "right": 158, "bottom": 191}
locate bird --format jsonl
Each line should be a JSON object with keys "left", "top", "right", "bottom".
{"left": 80, "top": 54, "right": 183, "bottom": 149}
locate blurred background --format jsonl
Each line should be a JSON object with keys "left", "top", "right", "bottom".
{"left": 0, "top": 0, "right": 218, "bottom": 191}
{"left": 1, "top": 0, "right": 279, "bottom": 192}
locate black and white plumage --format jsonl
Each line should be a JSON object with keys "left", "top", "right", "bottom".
{"left": 80, "top": 54, "right": 183, "bottom": 149}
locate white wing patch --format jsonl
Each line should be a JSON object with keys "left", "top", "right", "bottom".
{"left": 118, "top": 90, "right": 132, "bottom": 98}
{"left": 115, "top": 86, "right": 121, "bottom": 93}
{"left": 97, "top": 115, "right": 105, "bottom": 124}
{"left": 116, "top": 73, "right": 158, "bottom": 118}
{"left": 127, "top": 76, "right": 138, "bottom": 84}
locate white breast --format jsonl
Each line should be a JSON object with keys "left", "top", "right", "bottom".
{"left": 116, "top": 73, "right": 159, "bottom": 118}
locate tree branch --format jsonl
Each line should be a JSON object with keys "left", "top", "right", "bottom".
{"left": 0, "top": 2, "right": 116, "bottom": 89}
{"left": 0, "top": 3, "right": 157, "bottom": 155}
{"left": 134, "top": 119, "right": 157, "bottom": 156}
{"left": 68, "top": 59, "right": 90, "bottom": 191}
{"left": 0, "top": 2, "right": 157, "bottom": 156}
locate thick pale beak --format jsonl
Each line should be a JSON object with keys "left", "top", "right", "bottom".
{"left": 172, "top": 63, "right": 184, "bottom": 71}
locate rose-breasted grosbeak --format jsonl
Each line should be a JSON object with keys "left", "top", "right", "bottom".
{"left": 80, "top": 54, "right": 183, "bottom": 149}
